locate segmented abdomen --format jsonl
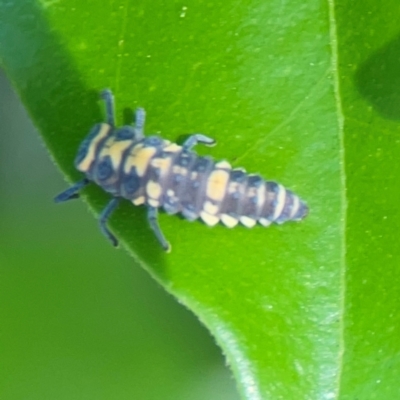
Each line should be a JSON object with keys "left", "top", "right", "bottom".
{"left": 120, "top": 138, "right": 308, "bottom": 228}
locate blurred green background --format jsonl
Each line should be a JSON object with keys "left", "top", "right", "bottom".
{"left": 0, "top": 70, "right": 239, "bottom": 400}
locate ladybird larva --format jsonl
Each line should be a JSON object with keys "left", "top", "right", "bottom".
{"left": 55, "top": 89, "right": 308, "bottom": 252}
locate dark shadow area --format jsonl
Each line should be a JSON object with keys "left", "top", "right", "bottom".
{"left": 123, "top": 107, "right": 135, "bottom": 125}
{"left": 0, "top": 2, "right": 166, "bottom": 275}
{"left": 355, "top": 33, "right": 400, "bottom": 120}
{"left": 176, "top": 133, "right": 192, "bottom": 144}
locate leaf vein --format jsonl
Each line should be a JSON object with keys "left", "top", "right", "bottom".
{"left": 234, "top": 68, "right": 331, "bottom": 165}
{"left": 328, "top": 0, "right": 346, "bottom": 398}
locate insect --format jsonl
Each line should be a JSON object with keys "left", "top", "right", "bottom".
{"left": 55, "top": 89, "right": 308, "bottom": 252}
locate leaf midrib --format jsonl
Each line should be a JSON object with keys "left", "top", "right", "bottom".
{"left": 328, "top": 0, "right": 346, "bottom": 398}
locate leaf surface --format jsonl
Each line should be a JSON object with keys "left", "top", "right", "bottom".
{"left": 0, "top": 0, "right": 399, "bottom": 398}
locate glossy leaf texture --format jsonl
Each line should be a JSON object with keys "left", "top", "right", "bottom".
{"left": 0, "top": 1, "right": 399, "bottom": 399}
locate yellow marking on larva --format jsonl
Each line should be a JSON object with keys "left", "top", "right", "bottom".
{"left": 240, "top": 216, "right": 257, "bottom": 228}
{"left": 132, "top": 196, "right": 145, "bottom": 205}
{"left": 272, "top": 184, "right": 286, "bottom": 220}
{"left": 123, "top": 144, "right": 143, "bottom": 172}
{"left": 96, "top": 137, "right": 116, "bottom": 161}
{"left": 132, "top": 143, "right": 145, "bottom": 153}
{"left": 148, "top": 199, "right": 160, "bottom": 207}
{"left": 190, "top": 171, "right": 198, "bottom": 180}
{"left": 146, "top": 180, "right": 162, "bottom": 200}
{"left": 163, "top": 143, "right": 182, "bottom": 153}
{"left": 255, "top": 182, "right": 266, "bottom": 213}
{"left": 290, "top": 196, "right": 300, "bottom": 219}
{"left": 150, "top": 157, "right": 172, "bottom": 178}
{"left": 77, "top": 123, "right": 110, "bottom": 172}
{"left": 172, "top": 165, "right": 188, "bottom": 176}
{"left": 203, "top": 201, "right": 219, "bottom": 215}
{"left": 221, "top": 214, "right": 239, "bottom": 228}
{"left": 200, "top": 211, "right": 220, "bottom": 226}
{"left": 259, "top": 218, "right": 272, "bottom": 227}
{"left": 124, "top": 145, "right": 157, "bottom": 177}
{"left": 107, "top": 140, "right": 133, "bottom": 169}
{"left": 215, "top": 160, "right": 231, "bottom": 170}
{"left": 206, "top": 170, "right": 229, "bottom": 202}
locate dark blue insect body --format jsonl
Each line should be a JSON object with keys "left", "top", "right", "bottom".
{"left": 55, "top": 90, "right": 308, "bottom": 251}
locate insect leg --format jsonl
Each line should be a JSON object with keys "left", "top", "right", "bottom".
{"left": 134, "top": 108, "right": 146, "bottom": 139}
{"left": 54, "top": 178, "right": 90, "bottom": 203}
{"left": 147, "top": 206, "right": 171, "bottom": 252}
{"left": 182, "top": 134, "right": 216, "bottom": 150}
{"left": 100, "top": 89, "right": 116, "bottom": 127}
{"left": 99, "top": 198, "right": 120, "bottom": 247}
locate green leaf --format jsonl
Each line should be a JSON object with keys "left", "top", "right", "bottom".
{"left": 1, "top": 0, "right": 399, "bottom": 399}
{"left": 336, "top": 2, "right": 400, "bottom": 399}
